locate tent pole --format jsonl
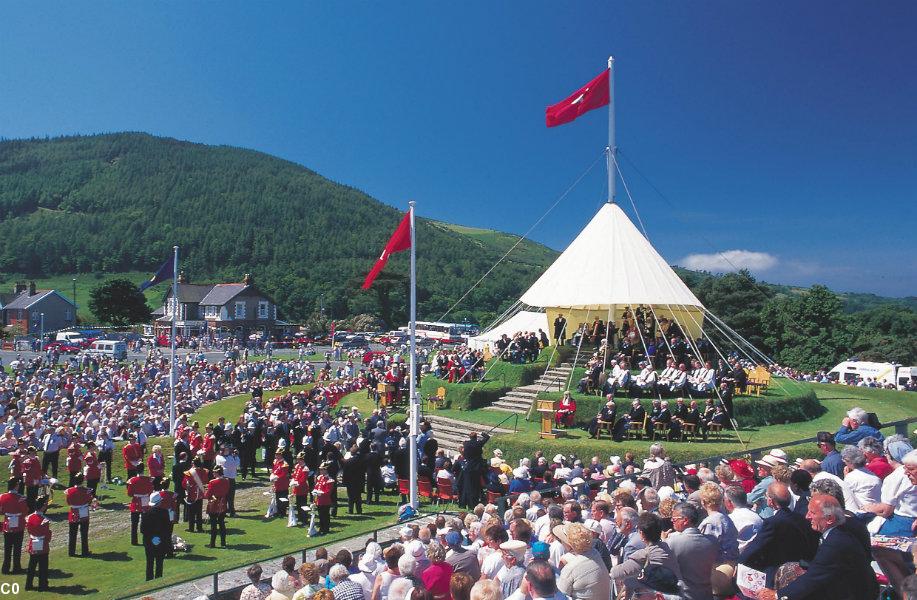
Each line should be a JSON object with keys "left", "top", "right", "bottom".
{"left": 607, "top": 56, "right": 615, "bottom": 204}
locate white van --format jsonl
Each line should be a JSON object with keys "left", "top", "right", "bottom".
{"left": 56, "top": 331, "right": 85, "bottom": 344}
{"left": 827, "top": 361, "right": 900, "bottom": 386}
{"left": 896, "top": 366, "right": 917, "bottom": 390}
{"left": 84, "top": 340, "right": 127, "bottom": 360}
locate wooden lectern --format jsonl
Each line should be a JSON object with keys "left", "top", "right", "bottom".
{"left": 537, "top": 398, "right": 560, "bottom": 440}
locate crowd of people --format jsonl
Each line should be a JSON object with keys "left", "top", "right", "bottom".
{"left": 237, "top": 416, "right": 917, "bottom": 600}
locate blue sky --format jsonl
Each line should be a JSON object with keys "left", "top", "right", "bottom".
{"left": 1, "top": 2, "right": 915, "bottom": 297}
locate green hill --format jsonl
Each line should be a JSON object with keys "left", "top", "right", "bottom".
{"left": 0, "top": 133, "right": 557, "bottom": 325}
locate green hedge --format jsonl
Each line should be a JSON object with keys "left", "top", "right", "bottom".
{"left": 419, "top": 347, "right": 560, "bottom": 411}
{"left": 529, "top": 388, "right": 824, "bottom": 428}
{"left": 734, "top": 389, "right": 824, "bottom": 426}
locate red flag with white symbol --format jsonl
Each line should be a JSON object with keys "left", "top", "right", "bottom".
{"left": 545, "top": 68, "right": 610, "bottom": 127}
{"left": 362, "top": 211, "right": 412, "bottom": 289}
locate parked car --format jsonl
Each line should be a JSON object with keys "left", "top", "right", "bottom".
{"left": 43, "top": 340, "right": 81, "bottom": 354}
{"left": 340, "top": 336, "right": 369, "bottom": 349}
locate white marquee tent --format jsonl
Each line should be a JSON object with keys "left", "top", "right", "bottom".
{"left": 519, "top": 202, "right": 706, "bottom": 338}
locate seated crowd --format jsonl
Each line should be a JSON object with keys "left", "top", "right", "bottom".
{"left": 242, "top": 424, "right": 917, "bottom": 600}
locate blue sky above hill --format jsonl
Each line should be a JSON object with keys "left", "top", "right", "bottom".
{"left": 1, "top": 2, "right": 915, "bottom": 296}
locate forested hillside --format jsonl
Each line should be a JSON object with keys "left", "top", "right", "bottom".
{"left": 0, "top": 133, "right": 557, "bottom": 325}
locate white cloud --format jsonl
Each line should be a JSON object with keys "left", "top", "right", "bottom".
{"left": 680, "top": 249, "right": 778, "bottom": 273}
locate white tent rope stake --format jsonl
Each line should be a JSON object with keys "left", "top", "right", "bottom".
{"left": 437, "top": 150, "right": 606, "bottom": 324}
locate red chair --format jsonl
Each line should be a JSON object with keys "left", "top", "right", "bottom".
{"left": 437, "top": 478, "right": 456, "bottom": 504}
{"left": 486, "top": 491, "right": 501, "bottom": 505}
{"left": 398, "top": 478, "right": 410, "bottom": 496}
{"left": 418, "top": 477, "right": 434, "bottom": 499}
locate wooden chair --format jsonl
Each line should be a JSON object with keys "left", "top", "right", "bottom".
{"left": 595, "top": 418, "right": 615, "bottom": 440}
{"left": 651, "top": 421, "right": 671, "bottom": 441}
{"left": 428, "top": 386, "right": 446, "bottom": 410}
{"left": 707, "top": 422, "right": 725, "bottom": 439}
{"left": 628, "top": 416, "right": 649, "bottom": 440}
{"left": 680, "top": 422, "right": 697, "bottom": 441}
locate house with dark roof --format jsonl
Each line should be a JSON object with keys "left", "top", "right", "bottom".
{"left": 1, "top": 282, "right": 76, "bottom": 335}
{"left": 154, "top": 273, "right": 283, "bottom": 339}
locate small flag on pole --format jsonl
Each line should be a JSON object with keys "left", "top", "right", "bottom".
{"left": 362, "top": 211, "right": 412, "bottom": 289}
{"left": 139, "top": 255, "right": 176, "bottom": 291}
{"left": 546, "top": 68, "right": 610, "bottom": 127}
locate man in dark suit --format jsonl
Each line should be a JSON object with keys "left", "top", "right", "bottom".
{"left": 458, "top": 431, "right": 489, "bottom": 508}
{"left": 738, "top": 482, "right": 819, "bottom": 587}
{"left": 758, "top": 495, "right": 878, "bottom": 600}
{"left": 588, "top": 397, "right": 616, "bottom": 439}
{"left": 141, "top": 492, "right": 171, "bottom": 581}
{"left": 553, "top": 314, "right": 567, "bottom": 346}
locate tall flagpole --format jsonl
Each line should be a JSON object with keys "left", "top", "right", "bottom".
{"left": 169, "top": 245, "right": 178, "bottom": 435}
{"left": 408, "top": 201, "right": 419, "bottom": 509}
{"left": 607, "top": 55, "right": 616, "bottom": 204}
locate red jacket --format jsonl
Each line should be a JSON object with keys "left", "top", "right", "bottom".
{"left": 290, "top": 464, "right": 310, "bottom": 497}
{"left": 183, "top": 467, "right": 210, "bottom": 502}
{"left": 313, "top": 474, "right": 334, "bottom": 506}
{"left": 205, "top": 477, "right": 230, "bottom": 515}
{"left": 25, "top": 512, "right": 52, "bottom": 555}
{"left": 122, "top": 442, "right": 143, "bottom": 471}
{"left": 22, "top": 456, "right": 43, "bottom": 488}
{"left": 65, "top": 486, "right": 93, "bottom": 523}
{"left": 66, "top": 445, "right": 83, "bottom": 474}
{"left": 159, "top": 490, "right": 178, "bottom": 523}
{"left": 271, "top": 462, "right": 290, "bottom": 492}
{"left": 83, "top": 451, "right": 101, "bottom": 482}
{"left": 0, "top": 492, "right": 28, "bottom": 533}
{"left": 126, "top": 475, "right": 154, "bottom": 512}
{"left": 147, "top": 453, "right": 165, "bottom": 478}
{"left": 202, "top": 435, "right": 216, "bottom": 462}
{"left": 189, "top": 431, "right": 203, "bottom": 454}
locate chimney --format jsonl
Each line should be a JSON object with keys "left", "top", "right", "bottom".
{"left": 242, "top": 273, "right": 252, "bottom": 286}
{"left": 28, "top": 281, "right": 36, "bottom": 296}
{"left": 178, "top": 271, "right": 187, "bottom": 284}
{"left": 14, "top": 282, "right": 26, "bottom": 295}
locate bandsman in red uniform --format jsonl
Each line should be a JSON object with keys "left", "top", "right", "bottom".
{"left": 83, "top": 441, "right": 102, "bottom": 497}
{"left": 289, "top": 453, "right": 310, "bottom": 527}
{"left": 0, "top": 477, "right": 28, "bottom": 574}
{"left": 66, "top": 440, "right": 83, "bottom": 488}
{"left": 205, "top": 466, "right": 230, "bottom": 548}
{"left": 188, "top": 422, "right": 204, "bottom": 455}
{"left": 126, "top": 471, "right": 154, "bottom": 545}
{"left": 147, "top": 444, "right": 165, "bottom": 487}
{"left": 182, "top": 457, "right": 209, "bottom": 533}
{"left": 313, "top": 461, "right": 334, "bottom": 535}
{"left": 65, "top": 473, "right": 92, "bottom": 556}
{"left": 25, "top": 494, "right": 51, "bottom": 591}
{"left": 202, "top": 424, "right": 217, "bottom": 471}
{"left": 22, "top": 446, "right": 43, "bottom": 512}
{"left": 122, "top": 433, "right": 144, "bottom": 478}
{"left": 270, "top": 450, "right": 290, "bottom": 518}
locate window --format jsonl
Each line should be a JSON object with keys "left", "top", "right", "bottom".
{"left": 258, "top": 301, "right": 269, "bottom": 319}
{"left": 65, "top": 309, "right": 73, "bottom": 321}
{"left": 234, "top": 301, "right": 246, "bottom": 319}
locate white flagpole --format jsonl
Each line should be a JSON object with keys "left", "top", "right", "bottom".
{"left": 408, "top": 201, "right": 419, "bottom": 509}
{"left": 607, "top": 55, "right": 616, "bottom": 204}
{"left": 169, "top": 245, "right": 178, "bottom": 435}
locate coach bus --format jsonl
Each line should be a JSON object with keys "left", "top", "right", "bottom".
{"left": 398, "top": 321, "right": 479, "bottom": 344}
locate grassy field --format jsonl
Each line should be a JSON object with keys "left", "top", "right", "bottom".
{"left": 0, "top": 387, "right": 423, "bottom": 599}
